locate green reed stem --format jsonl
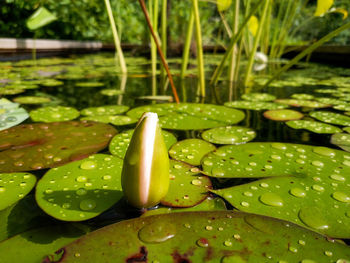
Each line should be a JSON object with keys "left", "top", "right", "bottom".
{"left": 104, "top": 0, "right": 127, "bottom": 74}
{"left": 180, "top": 9, "right": 195, "bottom": 79}
{"left": 160, "top": 0, "right": 167, "bottom": 84}
{"left": 228, "top": 0, "right": 240, "bottom": 83}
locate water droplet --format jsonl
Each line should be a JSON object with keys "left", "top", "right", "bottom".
{"left": 223, "top": 192, "right": 232, "bottom": 199}
{"left": 62, "top": 203, "right": 71, "bottom": 209}
{"left": 76, "top": 188, "right": 87, "bottom": 196}
{"left": 23, "top": 174, "right": 30, "bottom": 179}
{"left": 260, "top": 182, "right": 269, "bottom": 188}
{"left": 190, "top": 167, "right": 200, "bottom": 173}
{"left": 19, "top": 182, "right": 26, "bottom": 187}
{"left": 243, "top": 191, "right": 253, "bottom": 197}
{"left": 313, "top": 147, "right": 336, "bottom": 157}
{"left": 289, "top": 246, "right": 298, "bottom": 253}
{"left": 301, "top": 260, "right": 316, "bottom": 263}
{"left": 330, "top": 174, "right": 345, "bottom": 182}
{"left": 271, "top": 155, "right": 281, "bottom": 160}
{"left": 173, "top": 164, "right": 182, "bottom": 169}
{"left": 203, "top": 160, "right": 213, "bottom": 166}
{"left": 324, "top": 251, "right": 333, "bottom": 257}
{"left": 233, "top": 234, "right": 241, "bottom": 240}
{"left": 312, "top": 185, "right": 324, "bottom": 192}
{"left": 191, "top": 179, "right": 202, "bottom": 186}
{"left": 224, "top": 240, "right": 232, "bottom": 247}
{"left": 290, "top": 188, "right": 306, "bottom": 198}
{"left": 259, "top": 193, "right": 284, "bottom": 207}
{"left": 183, "top": 223, "right": 191, "bottom": 228}
{"left": 79, "top": 199, "right": 96, "bottom": 211}
{"left": 241, "top": 201, "right": 249, "bottom": 207}
{"left": 342, "top": 160, "right": 350, "bottom": 167}
{"left": 45, "top": 189, "right": 53, "bottom": 194}
{"left": 183, "top": 195, "right": 189, "bottom": 200}
{"left": 76, "top": 176, "right": 87, "bottom": 183}
{"left": 74, "top": 253, "right": 80, "bottom": 258}
{"left": 186, "top": 155, "right": 194, "bottom": 160}
{"left": 80, "top": 160, "right": 96, "bottom": 170}
{"left": 0, "top": 186, "right": 5, "bottom": 193}
{"left": 271, "top": 143, "right": 287, "bottom": 150}
{"left": 5, "top": 116, "right": 17, "bottom": 122}
{"left": 196, "top": 238, "right": 209, "bottom": 248}
{"left": 103, "top": 175, "right": 112, "bottom": 180}
{"left": 298, "top": 240, "right": 306, "bottom": 245}
{"left": 311, "top": 160, "right": 324, "bottom": 167}
{"left": 298, "top": 207, "right": 329, "bottom": 230}
{"left": 205, "top": 225, "right": 213, "bottom": 231}
{"left": 332, "top": 192, "right": 350, "bottom": 203}
{"left": 212, "top": 167, "right": 225, "bottom": 177}
{"left": 138, "top": 221, "right": 176, "bottom": 243}
{"left": 249, "top": 162, "right": 257, "bottom": 166}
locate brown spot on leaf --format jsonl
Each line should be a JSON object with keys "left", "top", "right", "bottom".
{"left": 126, "top": 246, "right": 148, "bottom": 263}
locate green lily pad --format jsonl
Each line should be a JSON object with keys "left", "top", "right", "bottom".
{"left": 212, "top": 174, "right": 350, "bottom": 238}
{"left": 35, "top": 154, "right": 123, "bottom": 221}
{"left": 48, "top": 211, "right": 350, "bottom": 262}
{"left": 286, "top": 120, "right": 342, "bottom": 134}
{"left": 0, "top": 101, "right": 29, "bottom": 131}
{"left": 0, "top": 224, "right": 87, "bottom": 263}
{"left": 0, "top": 173, "right": 36, "bottom": 210}
{"left": 30, "top": 106, "right": 80, "bottom": 123}
{"left": 81, "top": 115, "right": 138, "bottom": 126}
{"left": 109, "top": 129, "right": 177, "bottom": 159}
{"left": 13, "top": 96, "right": 51, "bottom": 104}
{"left": 0, "top": 121, "right": 116, "bottom": 173}
{"left": 169, "top": 139, "right": 215, "bottom": 166}
{"left": 39, "top": 79, "right": 64, "bottom": 87}
{"left": 127, "top": 103, "right": 245, "bottom": 130}
{"left": 291, "top": 93, "right": 315, "bottom": 100}
{"left": 100, "top": 89, "right": 124, "bottom": 96}
{"left": 331, "top": 133, "right": 350, "bottom": 152}
{"left": 275, "top": 99, "right": 331, "bottom": 108}
{"left": 344, "top": 127, "right": 350, "bottom": 133}
{"left": 315, "top": 97, "right": 344, "bottom": 105}
{"left": 263, "top": 109, "right": 304, "bottom": 121}
{"left": 0, "top": 88, "right": 24, "bottom": 95}
{"left": 310, "top": 111, "right": 350, "bottom": 126}
{"left": 202, "top": 142, "right": 350, "bottom": 179}
{"left": 224, "top": 100, "right": 288, "bottom": 110}
{"left": 334, "top": 102, "right": 350, "bottom": 111}
{"left": 161, "top": 160, "right": 212, "bottom": 207}
{"left": 81, "top": 105, "right": 129, "bottom": 116}
{"left": 201, "top": 126, "right": 256, "bottom": 145}
{"left": 241, "top": 93, "right": 276, "bottom": 101}
{"left": 75, "top": 82, "right": 105, "bottom": 88}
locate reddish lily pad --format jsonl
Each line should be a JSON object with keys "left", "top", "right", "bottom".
{"left": 161, "top": 160, "right": 212, "bottom": 208}
{"left": 48, "top": 211, "right": 350, "bottom": 262}
{"left": 263, "top": 109, "right": 304, "bottom": 121}
{"left": 0, "top": 121, "right": 116, "bottom": 173}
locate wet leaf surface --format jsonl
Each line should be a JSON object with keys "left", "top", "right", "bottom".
{"left": 201, "top": 126, "right": 256, "bottom": 145}
{"left": 30, "top": 106, "right": 80, "bottom": 123}
{"left": 310, "top": 111, "right": 350, "bottom": 126}
{"left": 224, "top": 100, "right": 288, "bottom": 110}
{"left": 286, "top": 120, "right": 342, "bottom": 134}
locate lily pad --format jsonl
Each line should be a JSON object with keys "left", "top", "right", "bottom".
{"left": 100, "top": 89, "right": 124, "bottom": 96}
{"left": 241, "top": 93, "right": 276, "bottom": 101}
{"left": 310, "top": 111, "right": 350, "bottom": 126}
{"left": 75, "top": 82, "right": 105, "bottom": 88}
{"left": 331, "top": 133, "right": 350, "bottom": 152}
{"left": 263, "top": 109, "right": 304, "bottom": 121}
{"left": 0, "top": 173, "right": 36, "bottom": 210}
{"left": 275, "top": 99, "right": 331, "bottom": 108}
{"left": 169, "top": 139, "right": 215, "bottom": 166}
{"left": 39, "top": 79, "right": 64, "bottom": 87}
{"left": 30, "top": 106, "right": 80, "bottom": 123}
{"left": 224, "top": 100, "right": 287, "bottom": 110}
{"left": 201, "top": 126, "right": 256, "bottom": 145}
{"left": 49, "top": 211, "right": 350, "bottom": 262}
{"left": 334, "top": 102, "right": 350, "bottom": 112}
{"left": 344, "top": 127, "right": 350, "bottom": 133}
{"left": 109, "top": 129, "right": 177, "bottom": 159}
{"left": 35, "top": 154, "right": 123, "bottom": 221}
{"left": 13, "top": 96, "right": 51, "bottom": 104}
{"left": 0, "top": 88, "right": 24, "bottom": 95}
{"left": 291, "top": 93, "right": 315, "bottom": 100}
{"left": 161, "top": 160, "right": 212, "bottom": 207}
{"left": 0, "top": 121, "right": 116, "bottom": 172}
{"left": 80, "top": 105, "right": 129, "bottom": 116}
{"left": 81, "top": 115, "right": 138, "bottom": 126}
{"left": 286, "top": 120, "right": 342, "bottom": 134}
{"left": 0, "top": 101, "right": 29, "bottom": 131}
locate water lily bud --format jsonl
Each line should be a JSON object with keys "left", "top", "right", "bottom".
{"left": 121, "top": 112, "right": 169, "bottom": 209}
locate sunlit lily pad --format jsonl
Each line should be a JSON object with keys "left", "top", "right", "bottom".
{"left": 263, "top": 109, "right": 304, "bottom": 121}
{"left": 35, "top": 154, "right": 123, "bottom": 221}
{"left": 30, "top": 106, "right": 80, "bottom": 122}
{"left": 310, "top": 111, "right": 350, "bottom": 126}
{"left": 169, "top": 139, "right": 215, "bottom": 166}
{"left": 161, "top": 160, "right": 211, "bottom": 207}
{"left": 13, "top": 96, "right": 51, "bottom": 104}
{"left": 81, "top": 115, "right": 138, "bottom": 126}
{"left": 201, "top": 126, "right": 256, "bottom": 145}
{"left": 39, "top": 79, "right": 64, "bottom": 87}
{"left": 331, "top": 133, "right": 350, "bottom": 152}
{"left": 109, "top": 129, "right": 177, "bottom": 159}
{"left": 286, "top": 120, "right": 342, "bottom": 134}
{"left": 344, "top": 127, "right": 350, "bottom": 133}
{"left": 0, "top": 121, "right": 116, "bottom": 172}
{"left": 49, "top": 211, "right": 350, "bottom": 262}
{"left": 80, "top": 105, "right": 129, "bottom": 116}
{"left": 0, "top": 100, "right": 29, "bottom": 131}
{"left": 75, "top": 82, "right": 105, "bottom": 88}
{"left": 291, "top": 93, "right": 315, "bottom": 100}
{"left": 100, "top": 89, "right": 124, "bottom": 96}
{"left": 334, "top": 102, "right": 350, "bottom": 111}
{"left": 0, "top": 173, "right": 36, "bottom": 210}
{"left": 241, "top": 93, "right": 276, "bottom": 101}
{"left": 0, "top": 88, "right": 24, "bottom": 95}
{"left": 274, "top": 99, "right": 331, "bottom": 108}
{"left": 315, "top": 97, "right": 344, "bottom": 105}
{"left": 224, "top": 100, "right": 287, "bottom": 110}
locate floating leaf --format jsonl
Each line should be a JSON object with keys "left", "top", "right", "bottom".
{"left": 331, "top": 133, "right": 350, "bottom": 152}
{"left": 0, "top": 224, "right": 87, "bottom": 263}
{"left": 80, "top": 105, "right": 129, "bottom": 116}
{"left": 13, "top": 96, "right": 51, "bottom": 104}
{"left": 30, "top": 106, "right": 80, "bottom": 123}
{"left": 242, "top": 93, "right": 276, "bottom": 102}
{"left": 217, "top": 0, "right": 232, "bottom": 12}
{"left": 39, "top": 79, "right": 64, "bottom": 87}
{"left": 263, "top": 109, "right": 304, "bottom": 121}
{"left": 286, "top": 120, "right": 342, "bottom": 134}
{"left": 81, "top": 115, "right": 138, "bottom": 126}
{"left": 35, "top": 154, "right": 123, "bottom": 221}
{"left": 100, "top": 89, "right": 124, "bottom": 96}
{"left": 275, "top": 99, "right": 331, "bottom": 108}
{"left": 224, "top": 100, "right": 287, "bottom": 110}
{"left": 0, "top": 173, "right": 36, "bottom": 210}
{"left": 0, "top": 99, "right": 28, "bottom": 131}
{"left": 75, "top": 82, "right": 104, "bottom": 88}
{"left": 0, "top": 121, "right": 116, "bottom": 172}
{"left": 248, "top": 15, "right": 259, "bottom": 36}
{"left": 0, "top": 88, "right": 25, "bottom": 95}
{"left": 344, "top": 127, "right": 350, "bottom": 133}
{"left": 314, "top": 0, "right": 334, "bottom": 16}
{"left": 161, "top": 160, "right": 211, "bottom": 208}
{"left": 291, "top": 93, "right": 315, "bottom": 100}
{"left": 49, "top": 211, "right": 350, "bottom": 262}
{"left": 169, "top": 139, "right": 215, "bottom": 166}
{"left": 26, "top": 7, "right": 57, "bottom": 31}
{"left": 109, "top": 129, "right": 177, "bottom": 159}
{"left": 334, "top": 102, "right": 350, "bottom": 111}
{"left": 310, "top": 111, "right": 350, "bottom": 126}
{"left": 201, "top": 126, "right": 256, "bottom": 145}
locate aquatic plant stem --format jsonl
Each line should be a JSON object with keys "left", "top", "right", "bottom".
{"left": 243, "top": 0, "right": 270, "bottom": 87}
{"left": 104, "top": 0, "right": 127, "bottom": 74}
{"left": 180, "top": 9, "right": 195, "bottom": 79}
{"left": 228, "top": 0, "right": 240, "bottom": 83}
{"left": 138, "top": 0, "right": 180, "bottom": 104}
{"left": 160, "top": 0, "right": 167, "bottom": 84}
{"left": 264, "top": 21, "right": 350, "bottom": 88}
{"left": 191, "top": 0, "right": 206, "bottom": 97}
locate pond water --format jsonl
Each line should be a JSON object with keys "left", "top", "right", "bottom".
{"left": 1, "top": 52, "right": 350, "bottom": 262}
